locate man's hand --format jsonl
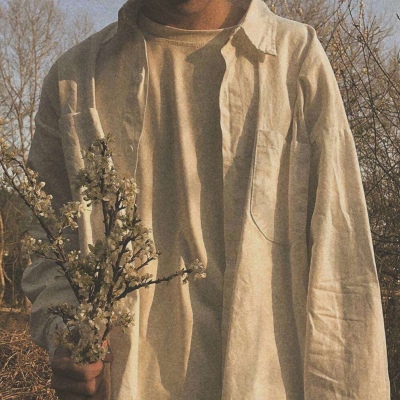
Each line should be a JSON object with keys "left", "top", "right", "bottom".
{"left": 51, "top": 345, "right": 112, "bottom": 400}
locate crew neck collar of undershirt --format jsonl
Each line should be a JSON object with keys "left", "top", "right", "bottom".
{"left": 137, "top": 11, "right": 239, "bottom": 46}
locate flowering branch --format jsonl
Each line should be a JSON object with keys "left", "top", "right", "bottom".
{"left": 0, "top": 135, "right": 205, "bottom": 364}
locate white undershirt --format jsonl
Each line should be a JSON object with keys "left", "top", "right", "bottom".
{"left": 135, "top": 12, "right": 237, "bottom": 399}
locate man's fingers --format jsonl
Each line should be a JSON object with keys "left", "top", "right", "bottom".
{"left": 51, "top": 344, "right": 111, "bottom": 398}
{"left": 54, "top": 346, "right": 72, "bottom": 358}
{"left": 52, "top": 369, "right": 104, "bottom": 396}
{"left": 51, "top": 357, "right": 104, "bottom": 382}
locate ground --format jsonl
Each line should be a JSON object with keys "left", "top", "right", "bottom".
{"left": 0, "top": 309, "right": 57, "bottom": 400}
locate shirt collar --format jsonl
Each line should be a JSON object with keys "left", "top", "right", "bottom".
{"left": 238, "top": 0, "right": 277, "bottom": 56}
{"left": 104, "top": 0, "right": 277, "bottom": 56}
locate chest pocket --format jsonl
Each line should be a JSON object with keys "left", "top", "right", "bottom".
{"left": 250, "top": 129, "right": 311, "bottom": 245}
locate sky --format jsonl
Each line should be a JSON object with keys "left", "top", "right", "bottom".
{"left": 64, "top": 0, "right": 399, "bottom": 47}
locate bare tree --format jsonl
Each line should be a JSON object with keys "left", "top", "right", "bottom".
{"left": 336, "top": 6, "right": 400, "bottom": 395}
{"left": 0, "top": 0, "right": 93, "bottom": 307}
{"left": 0, "top": 0, "right": 93, "bottom": 160}
{"left": 0, "top": 190, "right": 28, "bottom": 306}
{"left": 326, "top": 1, "right": 400, "bottom": 295}
{"left": 0, "top": 211, "right": 5, "bottom": 305}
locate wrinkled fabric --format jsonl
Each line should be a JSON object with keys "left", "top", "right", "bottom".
{"left": 22, "top": 0, "right": 390, "bottom": 399}
{"left": 135, "top": 14, "right": 235, "bottom": 399}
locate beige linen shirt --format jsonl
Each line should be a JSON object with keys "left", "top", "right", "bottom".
{"left": 22, "top": 0, "right": 390, "bottom": 399}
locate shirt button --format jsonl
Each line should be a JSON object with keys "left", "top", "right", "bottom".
{"left": 134, "top": 73, "right": 143, "bottom": 84}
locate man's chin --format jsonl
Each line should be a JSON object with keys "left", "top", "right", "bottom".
{"left": 160, "top": 0, "right": 213, "bottom": 16}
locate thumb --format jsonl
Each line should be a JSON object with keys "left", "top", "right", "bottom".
{"left": 54, "top": 345, "right": 72, "bottom": 359}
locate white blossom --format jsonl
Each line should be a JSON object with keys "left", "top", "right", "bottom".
{"left": 0, "top": 134, "right": 204, "bottom": 364}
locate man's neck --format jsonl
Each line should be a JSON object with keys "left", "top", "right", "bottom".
{"left": 141, "top": 0, "right": 246, "bottom": 30}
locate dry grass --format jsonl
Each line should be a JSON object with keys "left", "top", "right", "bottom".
{"left": 0, "top": 311, "right": 57, "bottom": 400}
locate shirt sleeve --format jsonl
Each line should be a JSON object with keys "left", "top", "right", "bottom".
{"left": 21, "top": 63, "right": 79, "bottom": 359}
{"left": 298, "top": 27, "right": 390, "bottom": 399}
